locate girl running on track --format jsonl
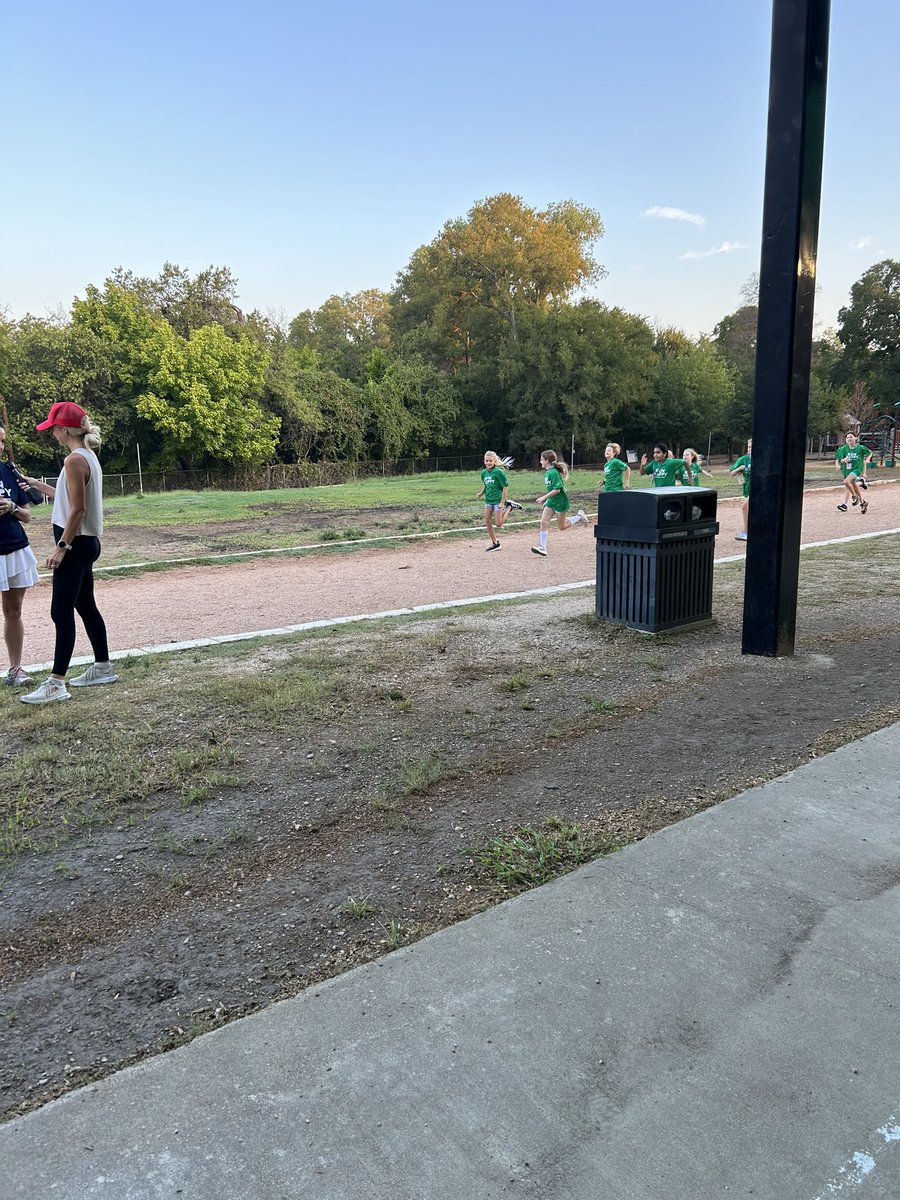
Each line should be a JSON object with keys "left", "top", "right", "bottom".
{"left": 531, "top": 450, "right": 587, "bottom": 557}
{"left": 640, "top": 445, "right": 692, "bottom": 487}
{"left": 730, "top": 438, "right": 752, "bottom": 540}
{"left": 683, "top": 448, "right": 713, "bottom": 487}
{"left": 476, "top": 451, "right": 523, "bottom": 551}
{"left": 19, "top": 402, "right": 119, "bottom": 704}
{"left": 0, "top": 424, "right": 40, "bottom": 687}
{"left": 835, "top": 433, "right": 872, "bottom": 515}
{"left": 601, "top": 443, "right": 631, "bottom": 491}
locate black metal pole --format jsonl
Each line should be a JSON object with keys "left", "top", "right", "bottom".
{"left": 741, "top": 0, "right": 831, "bottom": 657}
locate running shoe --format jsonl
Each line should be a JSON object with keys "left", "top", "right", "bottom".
{"left": 852, "top": 496, "right": 859, "bottom": 506}
{"left": 860, "top": 478, "right": 868, "bottom": 490}
{"left": 837, "top": 504, "right": 848, "bottom": 512}
{"left": 3, "top": 666, "right": 31, "bottom": 687}
{"left": 505, "top": 500, "right": 524, "bottom": 511}
{"left": 20, "top": 677, "right": 71, "bottom": 705}
{"left": 70, "top": 662, "right": 120, "bottom": 687}
{"left": 531, "top": 546, "right": 548, "bottom": 556}
{"left": 860, "top": 500, "right": 868, "bottom": 514}
{"left": 575, "top": 509, "right": 587, "bottom": 525}
{"left": 734, "top": 531, "right": 748, "bottom": 541}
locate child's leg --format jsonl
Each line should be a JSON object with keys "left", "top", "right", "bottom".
{"left": 539, "top": 507, "right": 552, "bottom": 550}
{"left": 494, "top": 503, "right": 506, "bottom": 529}
{"left": 485, "top": 505, "right": 498, "bottom": 544}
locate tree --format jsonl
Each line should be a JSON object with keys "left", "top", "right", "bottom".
{"left": 643, "top": 337, "right": 733, "bottom": 451}
{"left": 107, "top": 263, "right": 246, "bottom": 338}
{"left": 289, "top": 290, "right": 392, "bottom": 384}
{"left": 137, "top": 323, "right": 279, "bottom": 467}
{"left": 393, "top": 194, "right": 606, "bottom": 366}
{"left": 713, "top": 303, "right": 757, "bottom": 443}
{"left": 500, "top": 302, "right": 657, "bottom": 457}
{"left": 266, "top": 345, "right": 370, "bottom": 462}
{"left": 367, "top": 357, "right": 459, "bottom": 458}
{"left": 836, "top": 259, "right": 900, "bottom": 403}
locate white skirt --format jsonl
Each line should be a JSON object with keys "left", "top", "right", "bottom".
{"left": 0, "top": 544, "right": 40, "bottom": 590}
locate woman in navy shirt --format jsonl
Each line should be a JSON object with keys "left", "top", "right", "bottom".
{"left": 0, "top": 425, "right": 40, "bottom": 686}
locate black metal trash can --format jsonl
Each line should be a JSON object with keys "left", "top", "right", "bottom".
{"left": 594, "top": 487, "right": 718, "bottom": 632}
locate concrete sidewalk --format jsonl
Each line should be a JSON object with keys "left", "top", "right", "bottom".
{"left": 3, "top": 726, "right": 899, "bottom": 1199}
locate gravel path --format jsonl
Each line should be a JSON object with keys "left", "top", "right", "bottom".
{"left": 19, "top": 481, "right": 900, "bottom": 667}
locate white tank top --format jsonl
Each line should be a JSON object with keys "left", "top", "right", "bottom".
{"left": 52, "top": 447, "right": 104, "bottom": 537}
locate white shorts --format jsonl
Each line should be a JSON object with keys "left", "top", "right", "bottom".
{"left": 0, "top": 544, "right": 40, "bottom": 591}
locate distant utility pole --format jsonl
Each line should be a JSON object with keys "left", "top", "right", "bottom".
{"left": 741, "top": 0, "right": 831, "bottom": 658}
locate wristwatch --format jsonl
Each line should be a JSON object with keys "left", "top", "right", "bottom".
{"left": 58, "top": 539, "right": 73, "bottom": 551}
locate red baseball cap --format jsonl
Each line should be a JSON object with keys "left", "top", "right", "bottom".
{"left": 36, "top": 401, "right": 87, "bottom": 431}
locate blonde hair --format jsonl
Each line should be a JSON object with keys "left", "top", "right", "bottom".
{"left": 483, "top": 450, "right": 502, "bottom": 466}
{"left": 65, "top": 415, "right": 102, "bottom": 452}
{"left": 606, "top": 442, "right": 621, "bottom": 455}
{"left": 684, "top": 447, "right": 700, "bottom": 464}
{"left": 541, "top": 449, "right": 569, "bottom": 480}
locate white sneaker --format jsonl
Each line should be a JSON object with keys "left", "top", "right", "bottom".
{"left": 575, "top": 509, "right": 587, "bottom": 525}
{"left": 20, "top": 677, "right": 71, "bottom": 705}
{"left": 734, "top": 531, "right": 748, "bottom": 541}
{"left": 70, "top": 662, "right": 120, "bottom": 688}
{"left": 4, "top": 666, "right": 31, "bottom": 687}
{"left": 531, "top": 545, "right": 548, "bottom": 556}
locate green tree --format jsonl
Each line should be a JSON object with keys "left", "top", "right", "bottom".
{"left": 137, "top": 323, "right": 278, "bottom": 467}
{"left": 393, "top": 193, "right": 606, "bottom": 367}
{"left": 367, "top": 357, "right": 459, "bottom": 458}
{"left": 643, "top": 336, "right": 733, "bottom": 451}
{"left": 289, "top": 290, "right": 393, "bottom": 384}
{"left": 713, "top": 303, "right": 757, "bottom": 443}
{"left": 836, "top": 259, "right": 900, "bottom": 402}
{"left": 266, "top": 345, "right": 370, "bottom": 462}
{"left": 500, "top": 302, "right": 657, "bottom": 457}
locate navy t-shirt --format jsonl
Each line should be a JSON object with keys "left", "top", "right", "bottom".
{"left": 0, "top": 463, "right": 31, "bottom": 555}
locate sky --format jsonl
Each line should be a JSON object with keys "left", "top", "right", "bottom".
{"left": 2, "top": 0, "right": 898, "bottom": 339}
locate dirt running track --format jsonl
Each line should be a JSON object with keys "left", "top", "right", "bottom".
{"left": 20, "top": 483, "right": 900, "bottom": 667}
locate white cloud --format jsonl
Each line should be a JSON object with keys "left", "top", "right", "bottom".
{"left": 643, "top": 206, "right": 705, "bottom": 227}
{"left": 849, "top": 236, "right": 872, "bottom": 250}
{"left": 679, "top": 241, "right": 747, "bottom": 260}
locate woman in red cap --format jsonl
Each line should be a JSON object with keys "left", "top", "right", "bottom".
{"left": 19, "top": 402, "right": 118, "bottom": 704}
{"left": 0, "top": 423, "right": 40, "bottom": 686}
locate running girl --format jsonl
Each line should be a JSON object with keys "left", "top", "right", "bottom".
{"left": 730, "top": 438, "right": 752, "bottom": 541}
{"left": 683, "top": 448, "right": 713, "bottom": 487}
{"left": 639, "top": 445, "right": 692, "bottom": 487}
{"left": 531, "top": 450, "right": 587, "bottom": 557}
{"left": 476, "top": 451, "right": 520, "bottom": 551}
{"left": 835, "top": 433, "right": 872, "bottom": 515}
{"left": 601, "top": 443, "right": 631, "bottom": 491}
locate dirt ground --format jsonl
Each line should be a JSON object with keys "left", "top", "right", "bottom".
{"left": 1, "top": 482, "right": 898, "bottom": 1121}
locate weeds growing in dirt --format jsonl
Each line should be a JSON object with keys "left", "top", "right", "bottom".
{"left": 472, "top": 817, "right": 618, "bottom": 890}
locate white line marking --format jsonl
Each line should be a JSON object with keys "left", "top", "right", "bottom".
{"left": 22, "top": 526, "right": 900, "bottom": 673}
{"left": 812, "top": 1113, "right": 899, "bottom": 1197}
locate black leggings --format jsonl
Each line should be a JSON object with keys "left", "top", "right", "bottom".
{"left": 50, "top": 527, "right": 110, "bottom": 676}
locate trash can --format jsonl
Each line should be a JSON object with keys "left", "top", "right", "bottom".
{"left": 594, "top": 487, "right": 719, "bottom": 632}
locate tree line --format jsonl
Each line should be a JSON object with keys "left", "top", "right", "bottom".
{"left": 1, "top": 193, "right": 894, "bottom": 474}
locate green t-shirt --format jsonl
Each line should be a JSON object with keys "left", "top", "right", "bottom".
{"left": 643, "top": 457, "right": 690, "bottom": 487}
{"left": 603, "top": 458, "right": 628, "bottom": 491}
{"left": 732, "top": 454, "right": 751, "bottom": 497}
{"left": 543, "top": 466, "right": 570, "bottom": 512}
{"left": 689, "top": 462, "right": 701, "bottom": 486}
{"left": 835, "top": 444, "right": 868, "bottom": 477}
{"left": 480, "top": 466, "right": 508, "bottom": 505}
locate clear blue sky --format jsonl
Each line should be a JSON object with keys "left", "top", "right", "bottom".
{"left": 2, "top": 0, "right": 897, "bottom": 338}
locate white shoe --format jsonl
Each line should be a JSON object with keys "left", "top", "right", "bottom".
{"left": 70, "top": 662, "right": 120, "bottom": 687}
{"left": 20, "top": 677, "right": 71, "bottom": 705}
{"left": 734, "top": 531, "right": 748, "bottom": 541}
{"left": 531, "top": 545, "right": 548, "bottom": 556}
{"left": 4, "top": 666, "right": 31, "bottom": 687}
{"left": 576, "top": 509, "right": 587, "bottom": 525}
